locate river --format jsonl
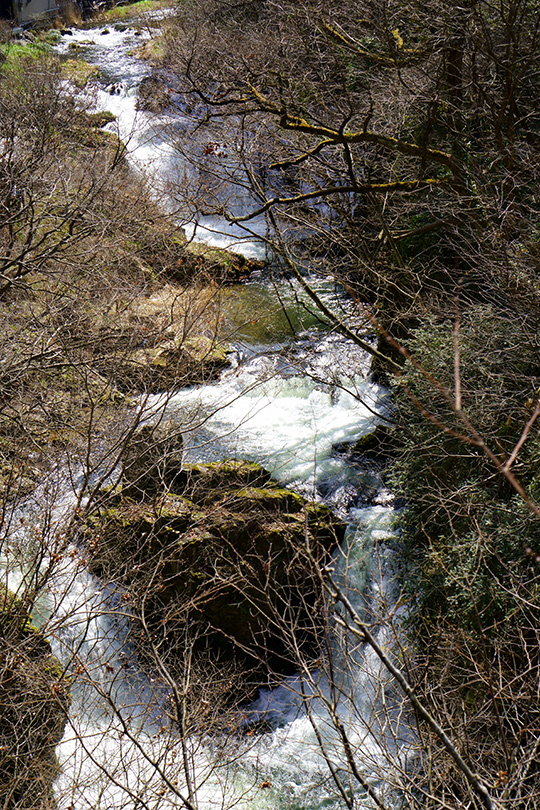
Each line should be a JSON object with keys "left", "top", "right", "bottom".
{"left": 13, "top": 13, "right": 416, "bottom": 809}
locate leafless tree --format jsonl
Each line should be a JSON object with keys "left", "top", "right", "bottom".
{"left": 3, "top": 4, "right": 540, "bottom": 809}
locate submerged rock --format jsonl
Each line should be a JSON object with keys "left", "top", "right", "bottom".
{"left": 84, "top": 460, "right": 345, "bottom": 681}
{"left": 333, "top": 424, "right": 398, "bottom": 461}
{"left": 0, "top": 586, "right": 70, "bottom": 810}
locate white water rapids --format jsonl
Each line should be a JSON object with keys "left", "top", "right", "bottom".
{"left": 56, "top": 16, "right": 267, "bottom": 256}
{"left": 1, "top": 16, "right": 417, "bottom": 810}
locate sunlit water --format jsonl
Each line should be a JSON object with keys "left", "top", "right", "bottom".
{"left": 32, "top": 317, "right": 412, "bottom": 810}
{"left": 56, "top": 19, "right": 268, "bottom": 256}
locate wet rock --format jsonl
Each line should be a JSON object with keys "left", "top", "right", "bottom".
{"left": 174, "top": 246, "right": 268, "bottom": 284}
{"left": 85, "top": 110, "right": 117, "bottom": 128}
{"left": 333, "top": 424, "right": 397, "bottom": 461}
{"left": 136, "top": 76, "right": 171, "bottom": 113}
{"left": 114, "top": 335, "right": 230, "bottom": 394}
{"left": 177, "top": 459, "right": 273, "bottom": 500}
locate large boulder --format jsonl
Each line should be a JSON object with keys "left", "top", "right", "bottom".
{"left": 84, "top": 460, "right": 345, "bottom": 681}
{"left": 0, "top": 586, "right": 70, "bottom": 810}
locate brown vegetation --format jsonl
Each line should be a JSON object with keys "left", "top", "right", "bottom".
{"left": 0, "top": 585, "right": 70, "bottom": 810}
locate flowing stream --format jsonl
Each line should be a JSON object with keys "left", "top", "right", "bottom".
{"left": 56, "top": 15, "right": 267, "bottom": 255}
{"left": 3, "top": 16, "right": 415, "bottom": 809}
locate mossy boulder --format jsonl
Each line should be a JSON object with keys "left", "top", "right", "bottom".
{"left": 60, "top": 58, "right": 101, "bottom": 88}
{"left": 0, "top": 586, "right": 70, "bottom": 810}
{"left": 180, "top": 244, "right": 268, "bottom": 283}
{"left": 117, "top": 335, "right": 230, "bottom": 393}
{"left": 84, "top": 460, "right": 345, "bottom": 678}
{"left": 84, "top": 110, "right": 117, "bottom": 128}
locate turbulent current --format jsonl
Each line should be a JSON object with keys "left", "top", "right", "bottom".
{"left": 1, "top": 16, "right": 416, "bottom": 810}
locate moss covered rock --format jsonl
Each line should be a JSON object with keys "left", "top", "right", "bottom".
{"left": 116, "top": 335, "right": 230, "bottom": 394}
{"left": 0, "top": 586, "right": 70, "bottom": 810}
{"left": 60, "top": 57, "right": 101, "bottom": 88}
{"left": 84, "top": 460, "right": 345, "bottom": 678}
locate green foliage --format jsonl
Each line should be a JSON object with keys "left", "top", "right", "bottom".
{"left": 99, "top": 0, "right": 172, "bottom": 21}
{"left": 389, "top": 306, "right": 540, "bottom": 803}
{"left": 391, "top": 307, "right": 540, "bottom": 632}
{"left": 0, "top": 41, "right": 51, "bottom": 73}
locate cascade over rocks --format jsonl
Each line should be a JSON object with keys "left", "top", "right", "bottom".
{"left": 83, "top": 458, "right": 346, "bottom": 683}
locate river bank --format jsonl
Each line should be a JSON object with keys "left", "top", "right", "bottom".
{"left": 0, "top": 33, "right": 266, "bottom": 500}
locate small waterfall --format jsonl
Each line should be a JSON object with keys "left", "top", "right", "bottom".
{"left": 158, "top": 334, "right": 383, "bottom": 504}
{"left": 23, "top": 320, "right": 412, "bottom": 810}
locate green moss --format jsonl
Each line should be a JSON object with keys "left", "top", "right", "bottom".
{"left": 82, "top": 458, "right": 345, "bottom": 684}
{"left": 99, "top": 0, "right": 173, "bottom": 22}
{"left": 0, "top": 41, "right": 52, "bottom": 73}
{"left": 185, "top": 241, "right": 265, "bottom": 273}
{"left": 86, "top": 110, "right": 117, "bottom": 128}
{"left": 37, "top": 29, "right": 62, "bottom": 46}
{"left": 231, "top": 485, "right": 303, "bottom": 512}
{"left": 60, "top": 57, "right": 101, "bottom": 88}
{"left": 182, "top": 460, "right": 272, "bottom": 500}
